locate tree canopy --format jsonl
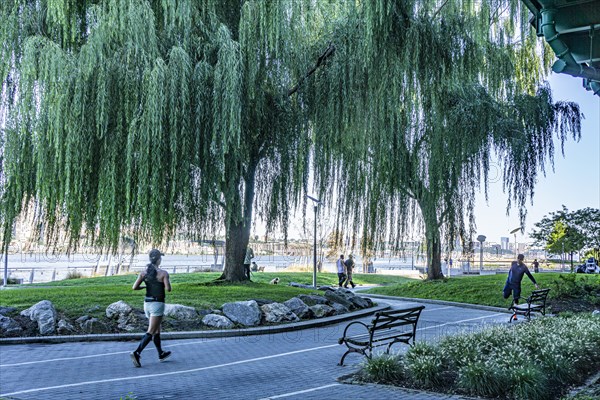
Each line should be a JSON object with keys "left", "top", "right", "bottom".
{"left": 1, "top": 0, "right": 584, "bottom": 281}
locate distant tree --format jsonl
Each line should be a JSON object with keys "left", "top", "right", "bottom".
{"left": 531, "top": 206, "right": 600, "bottom": 263}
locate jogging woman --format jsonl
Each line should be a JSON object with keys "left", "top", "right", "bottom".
{"left": 130, "top": 249, "right": 172, "bottom": 367}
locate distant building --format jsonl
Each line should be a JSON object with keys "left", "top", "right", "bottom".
{"left": 501, "top": 237, "right": 509, "bottom": 251}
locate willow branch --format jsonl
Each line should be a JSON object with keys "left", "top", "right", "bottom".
{"left": 287, "top": 42, "right": 336, "bottom": 96}
{"left": 431, "top": 0, "right": 450, "bottom": 20}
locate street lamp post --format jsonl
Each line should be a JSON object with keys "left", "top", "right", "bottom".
{"left": 510, "top": 227, "right": 521, "bottom": 259}
{"left": 306, "top": 195, "right": 321, "bottom": 289}
{"left": 477, "top": 235, "right": 486, "bottom": 273}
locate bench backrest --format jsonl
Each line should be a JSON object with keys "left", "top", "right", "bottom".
{"left": 371, "top": 305, "right": 425, "bottom": 332}
{"left": 528, "top": 288, "right": 550, "bottom": 304}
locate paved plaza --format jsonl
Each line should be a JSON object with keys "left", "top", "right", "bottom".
{"left": 0, "top": 297, "right": 507, "bottom": 400}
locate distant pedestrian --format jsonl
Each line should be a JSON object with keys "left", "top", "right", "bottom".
{"left": 336, "top": 254, "right": 346, "bottom": 287}
{"left": 244, "top": 247, "right": 254, "bottom": 280}
{"left": 532, "top": 259, "right": 540, "bottom": 273}
{"left": 130, "top": 249, "right": 172, "bottom": 367}
{"left": 344, "top": 254, "right": 356, "bottom": 288}
{"left": 503, "top": 254, "right": 539, "bottom": 319}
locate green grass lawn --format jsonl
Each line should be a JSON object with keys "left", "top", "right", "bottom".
{"left": 365, "top": 273, "right": 600, "bottom": 308}
{"left": 0, "top": 272, "right": 414, "bottom": 318}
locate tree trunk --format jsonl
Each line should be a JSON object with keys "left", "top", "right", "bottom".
{"left": 418, "top": 199, "right": 445, "bottom": 280}
{"left": 218, "top": 160, "right": 257, "bottom": 282}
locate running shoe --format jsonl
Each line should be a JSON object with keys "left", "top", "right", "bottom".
{"left": 130, "top": 351, "right": 141, "bottom": 367}
{"left": 159, "top": 351, "right": 172, "bottom": 362}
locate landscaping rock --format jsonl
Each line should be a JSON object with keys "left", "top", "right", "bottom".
{"left": 330, "top": 302, "right": 350, "bottom": 315}
{"left": 289, "top": 282, "right": 313, "bottom": 289}
{"left": 20, "top": 300, "right": 57, "bottom": 335}
{"left": 283, "top": 297, "right": 311, "bottom": 319}
{"left": 0, "top": 315, "right": 23, "bottom": 336}
{"left": 76, "top": 315, "right": 91, "bottom": 325}
{"left": 81, "top": 318, "right": 106, "bottom": 334}
{"left": 0, "top": 307, "right": 17, "bottom": 315}
{"left": 222, "top": 300, "right": 261, "bottom": 327}
{"left": 297, "top": 294, "right": 328, "bottom": 306}
{"left": 57, "top": 319, "right": 76, "bottom": 335}
{"left": 252, "top": 299, "right": 276, "bottom": 307}
{"left": 164, "top": 304, "right": 198, "bottom": 320}
{"left": 105, "top": 301, "right": 132, "bottom": 319}
{"left": 324, "top": 290, "right": 355, "bottom": 310}
{"left": 309, "top": 304, "right": 335, "bottom": 318}
{"left": 202, "top": 314, "right": 234, "bottom": 329}
{"left": 593, "top": 310, "right": 600, "bottom": 318}
{"left": 261, "top": 303, "right": 299, "bottom": 323}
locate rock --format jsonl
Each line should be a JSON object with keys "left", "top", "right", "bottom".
{"left": 222, "top": 300, "right": 261, "bottom": 327}
{"left": 85, "top": 305, "right": 101, "bottom": 313}
{"left": 81, "top": 318, "right": 106, "bottom": 334}
{"left": 20, "top": 300, "right": 57, "bottom": 335}
{"left": 309, "top": 304, "right": 335, "bottom": 318}
{"left": 164, "top": 304, "right": 198, "bottom": 320}
{"left": 0, "top": 315, "right": 23, "bottom": 336}
{"left": 289, "top": 282, "right": 314, "bottom": 289}
{"left": 593, "top": 310, "right": 600, "bottom": 318}
{"left": 329, "top": 288, "right": 371, "bottom": 309}
{"left": 349, "top": 295, "right": 371, "bottom": 309}
{"left": 330, "top": 302, "right": 350, "bottom": 315}
{"left": 76, "top": 315, "right": 91, "bottom": 325}
{"left": 57, "top": 319, "right": 76, "bottom": 335}
{"left": 0, "top": 306, "right": 17, "bottom": 315}
{"left": 324, "top": 290, "right": 355, "bottom": 310}
{"left": 202, "top": 314, "right": 234, "bottom": 329}
{"left": 261, "top": 303, "right": 300, "bottom": 323}
{"left": 284, "top": 297, "right": 311, "bottom": 319}
{"left": 297, "top": 294, "right": 328, "bottom": 306}
{"left": 106, "top": 301, "right": 133, "bottom": 319}
{"left": 252, "top": 299, "right": 276, "bottom": 307}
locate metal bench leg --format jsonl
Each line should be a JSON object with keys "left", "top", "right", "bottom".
{"left": 338, "top": 347, "right": 367, "bottom": 366}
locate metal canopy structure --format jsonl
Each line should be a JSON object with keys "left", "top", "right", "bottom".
{"left": 522, "top": 0, "right": 600, "bottom": 96}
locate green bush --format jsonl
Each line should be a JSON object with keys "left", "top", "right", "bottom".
{"left": 404, "top": 342, "right": 445, "bottom": 388}
{"left": 362, "top": 354, "right": 404, "bottom": 384}
{"left": 65, "top": 270, "right": 84, "bottom": 280}
{"left": 360, "top": 315, "right": 600, "bottom": 399}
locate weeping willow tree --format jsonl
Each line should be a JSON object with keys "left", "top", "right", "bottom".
{"left": 304, "top": 0, "right": 582, "bottom": 279}
{"left": 0, "top": 0, "right": 332, "bottom": 281}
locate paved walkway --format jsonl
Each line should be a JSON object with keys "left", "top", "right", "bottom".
{"left": 0, "top": 297, "right": 506, "bottom": 400}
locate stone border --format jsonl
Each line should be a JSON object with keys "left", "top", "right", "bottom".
{"left": 0, "top": 302, "right": 391, "bottom": 345}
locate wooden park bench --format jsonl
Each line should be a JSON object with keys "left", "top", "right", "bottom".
{"left": 337, "top": 305, "right": 425, "bottom": 366}
{"left": 508, "top": 288, "right": 550, "bottom": 322}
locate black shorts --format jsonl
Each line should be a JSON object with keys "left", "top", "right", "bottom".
{"left": 503, "top": 282, "right": 521, "bottom": 301}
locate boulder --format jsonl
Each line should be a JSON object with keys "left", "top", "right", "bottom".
{"left": 105, "top": 301, "right": 132, "bottom": 319}
{"left": 289, "top": 282, "right": 313, "bottom": 289}
{"left": 252, "top": 299, "right": 276, "bottom": 307}
{"left": 309, "top": 304, "right": 335, "bottom": 318}
{"left": 57, "top": 319, "right": 76, "bottom": 335}
{"left": 324, "top": 290, "right": 355, "bottom": 310}
{"left": 20, "top": 300, "right": 57, "bottom": 335}
{"left": 222, "top": 300, "right": 261, "bottom": 327}
{"left": 0, "top": 306, "right": 17, "bottom": 315}
{"left": 593, "top": 310, "right": 600, "bottom": 318}
{"left": 0, "top": 315, "right": 23, "bottom": 336}
{"left": 164, "top": 304, "right": 198, "bottom": 320}
{"left": 81, "top": 318, "right": 106, "bottom": 334}
{"left": 330, "top": 302, "right": 350, "bottom": 315}
{"left": 260, "top": 303, "right": 300, "bottom": 323}
{"left": 329, "top": 288, "right": 372, "bottom": 309}
{"left": 202, "top": 314, "right": 234, "bottom": 329}
{"left": 283, "top": 297, "right": 311, "bottom": 319}
{"left": 297, "top": 294, "right": 328, "bottom": 306}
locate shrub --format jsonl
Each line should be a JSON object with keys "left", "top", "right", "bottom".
{"left": 404, "top": 342, "right": 445, "bottom": 388}
{"left": 509, "top": 365, "right": 549, "bottom": 400}
{"left": 362, "top": 354, "right": 404, "bottom": 384}
{"left": 65, "top": 270, "right": 83, "bottom": 280}
{"left": 458, "top": 361, "right": 510, "bottom": 398}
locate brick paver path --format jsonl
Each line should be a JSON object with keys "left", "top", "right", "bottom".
{"left": 0, "top": 297, "right": 505, "bottom": 399}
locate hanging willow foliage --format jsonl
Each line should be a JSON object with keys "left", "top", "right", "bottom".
{"left": 0, "top": 0, "right": 324, "bottom": 277}
{"left": 304, "top": 0, "right": 582, "bottom": 279}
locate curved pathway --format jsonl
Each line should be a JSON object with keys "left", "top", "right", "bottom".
{"left": 0, "top": 297, "right": 507, "bottom": 400}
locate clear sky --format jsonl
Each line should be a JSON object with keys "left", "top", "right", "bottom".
{"left": 472, "top": 73, "right": 600, "bottom": 244}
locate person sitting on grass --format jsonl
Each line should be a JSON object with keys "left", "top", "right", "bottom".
{"left": 503, "top": 254, "right": 539, "bottom": 320}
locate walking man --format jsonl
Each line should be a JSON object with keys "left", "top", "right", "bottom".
{"left": 503, "top": 254, "right": 539, "bottom": 319}
{"left": 344, "top": 254, "right": 356, "bottom": 288}
{"left": 244, "top": 247, "right": 254, "bottom": 280}
{"left": 336, "top": 254, "right": 346, "bottom": 287}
